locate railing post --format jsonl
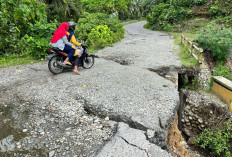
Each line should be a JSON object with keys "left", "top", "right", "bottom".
{"left": 181, "top": 35, "right": 204, "bottom": 65}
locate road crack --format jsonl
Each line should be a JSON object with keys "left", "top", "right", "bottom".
{"left": 120, "top": 136, "right": 150, "bottom": 157}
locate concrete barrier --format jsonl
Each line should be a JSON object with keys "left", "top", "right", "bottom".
{"left": 212, "top": 76, "right": 232, "bottom": 111}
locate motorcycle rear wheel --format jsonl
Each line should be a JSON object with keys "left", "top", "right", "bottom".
{"left": 48, "top": 55, "right": 64, "bottom": 74}
{"left": 82, "top": 55, "right": 94, "bottom": 69}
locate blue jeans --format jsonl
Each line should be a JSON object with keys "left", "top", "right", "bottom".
{"left": 63, "top": 45, "right": 75, "bottom": 59}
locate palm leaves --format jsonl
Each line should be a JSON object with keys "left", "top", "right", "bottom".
{"left": 42, "top": 0, "right": 81, "bottom": 21}
{"left": 118, "top": 0, "right": 146, "bottom": 20}
{"left": 41, "top": 0, "right": 157, "bottom": 21}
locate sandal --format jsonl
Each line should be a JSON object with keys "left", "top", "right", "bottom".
{"left": 73, "top": 70, "right": 80, "bottom": 75}
{"left": 63, "top": 62, "right": 72, "bottom": 66}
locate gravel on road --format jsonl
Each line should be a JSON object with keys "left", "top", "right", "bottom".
{"left": 0, "top": 21, "right": 181, "bottom": 157}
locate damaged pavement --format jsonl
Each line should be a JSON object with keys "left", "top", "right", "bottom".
{"left": 0, "top": 21, "right": 181, "bottom": 156}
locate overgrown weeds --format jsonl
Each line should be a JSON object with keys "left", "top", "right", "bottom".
{"left": 195, "top": 120, "right": 232, "bottom": 157}
{"left": 171, "top": 32, "right": 198, "bottom": 67}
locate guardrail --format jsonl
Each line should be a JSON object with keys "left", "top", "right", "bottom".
{"left": 181, "top": 35, "right": 203, "bottom": 64}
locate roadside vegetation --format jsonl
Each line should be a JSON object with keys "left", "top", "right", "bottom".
{"left": 1, "top": 0, "right": 232, "bottom": 156}
{"left": 145, "top": 0, "right": 232, "bottom": 156}
{"left": 171, "top": 32, "right": 198, "bottom": 67}
{"left": 145, "top": 0, "right": 232, "bottom": 73}
{"left": 195, "top": 120, "right": 232, "bottom": 157}
{"left": 0, "top": 0, "right": 153, "bottom": 68}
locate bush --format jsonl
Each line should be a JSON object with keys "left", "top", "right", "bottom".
{"left": 171, "top": 0, "right": 193, "bottom": 7}
{"left": 195, "top": 120, "right": 232, "bottom": 157}
{"left": 161, "top": 6, "right": 190, "bottom": 24}
{"left": 146, "top": 3, "right": 191, "bottom": 31}
{"left": 216, "top": 15, "right": 232, "bottom": 28}
{"left": 75, "top": 12, "right": 124, "bottom": 49}
{"left": 194, "top": 0, "right": 207, "bottom": 5}
{"left": 209, "top": 6, "right": 220, "bottom": 17}
{"left": 19, "top": 22, "right": 57, "bottom": 58}
{"left": 146, "top": 3, "right": 169, "bottom": 26}
{"left": 210, "top": 0, "right": 232, "bottom": 17}
{"left": 0, "top": 0, "right": 58, "bottom": 58}
{"left": 87, "top": 25, "right": 114, "bottom": 49}
{"left": 213, "top": 62, "right": 232, "bottom": 81}
{"left": 194, "top": 24, "right": 232, "bottom": 61}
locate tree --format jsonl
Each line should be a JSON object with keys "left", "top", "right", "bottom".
{"left": 42, "top": 0, "right": 81, "bottom": 21}
{"left": 80, "top": 0, "right": 131, "bottom": 14}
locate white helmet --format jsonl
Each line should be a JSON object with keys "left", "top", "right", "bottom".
{"left": 67, "top": 21, "right": 76, "bottom": 31}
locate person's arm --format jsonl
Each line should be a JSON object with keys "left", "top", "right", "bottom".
{"left": 61, "top": 36, "right": 76, "bottom": 49}
{"left": 70, "top": 35, "right": 82, "bottom": 47}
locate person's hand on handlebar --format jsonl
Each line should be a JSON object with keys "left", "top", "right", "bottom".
{"left": 81, "top": 44, "right": 86, "bottom": 49}
{"left": 72, "top": 45, "right": 77, "bottom": 50}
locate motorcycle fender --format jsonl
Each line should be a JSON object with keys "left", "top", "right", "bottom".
{"left": 46, "top": 54, "right": 58, "bottom": 61}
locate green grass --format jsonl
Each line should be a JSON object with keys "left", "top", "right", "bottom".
{"left": 171, "top": 32, "right": 197, "bottom": 45}
{"left": 170, "top": 32, "right": 198, "bottom": 67}
{"left": 179, "top": 45, "right": 198, "bottom": 66}
{"left": 0, "top": 55, "right": 44, "bottom": 69}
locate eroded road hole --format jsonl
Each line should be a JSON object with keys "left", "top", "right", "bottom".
{"left": 109, "top": 58, "right": 130, "bottom": 65}
{"left": 96, "top": 55, "right": 131, "bottom": 65}
{"left": 148, "top": 66, "right": 199, "bottom": 85}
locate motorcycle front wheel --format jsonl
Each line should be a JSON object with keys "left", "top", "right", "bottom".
{"left": 48, "top": 55, "right": 64, "bottom": 74}
{"left": 82, "top": 55, "right": 94, "bottom": 69}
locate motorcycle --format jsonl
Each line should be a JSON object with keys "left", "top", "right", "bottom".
{"left": 47, "top": 45, "right": 94, "bottom": 74}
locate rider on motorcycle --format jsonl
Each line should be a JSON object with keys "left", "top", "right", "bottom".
{"left": 67, "top": 21, "right": 83, "bottom": 51}
{"left": 50, "top": 22, "right": 77, "bottom": 67}
{"left": 67, "top": 21, "right": 84, "bottom": 75}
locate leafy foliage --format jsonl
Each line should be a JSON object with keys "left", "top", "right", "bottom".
{"left": 0, "top": 0, "right": 126, "bottom": 58}
{"left": 80, "top": 0, "right": 150, "bottom": 20}
{"left": 0, "top": 0, "right": 57, "bottom": 58}
{"left": 75, "top": 12, "right": 124, "bottom": 49}
{"left": 212, "top": 62, "right": 232, "bottom": 81}
{"left": 87, "top": 25, "right": 114, "bottom": 49}
{"left": 194, "top": 0, "right": 207, "bottom": 5}
{"left": 80, "top": 0, "right": 130, "bottom": 14}
{"left": 146, "top": 3, "right": 191, "bottom": 31}
{"left": 194, "top": 24, "right": 232, "bottom": 61}
{"left": 216, "top": 15, "right": 232, "bottom": 27}
{"left": 211, "top": 0, "right": 232, "bottom": 17}
{"left": 43, "top": 0, "right": 81, "bottom": 22}
{"left": 170, "top": 0, "right": 193, "bottom": 7}
{"left": 195, "top": 120, "right": 232, "bottom": 157}
{"left": 209, "top": 6, "right": 220, "bottom": 17}
{"left": 180, "top": 75, "right": 199, "bottom": 90}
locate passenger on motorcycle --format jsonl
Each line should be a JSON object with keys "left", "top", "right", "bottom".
{"left": 49, "top": 22, "right": 77, "bottom": 67}
{"left": 67, "top": 21, "right": 83, "bottom": 75}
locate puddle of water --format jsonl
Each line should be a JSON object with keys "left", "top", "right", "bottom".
{"left": 0, "top": 135, "right": 14, "bottom": 152}
{"left": 0, "top": 105, "right": 27, "bottom": 141}
{"left": 0, "top": 104, "right": 47, "bottom": 156}
{"left": 0, "top": 148, "right": 47, "bottom": 157}
{"left": 0, "top": 104, "right": 27, "bottom": 154}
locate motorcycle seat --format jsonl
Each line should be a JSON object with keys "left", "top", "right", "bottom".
{"left": 51, "top": 47, "right": 62, "bottom": 52}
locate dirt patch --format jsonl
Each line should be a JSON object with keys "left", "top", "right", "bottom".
{"left": 167, "top": 115, "right": 190, "bottom": 157}
{"left": 226, "top": 54, "right": 232, "bottom": 72}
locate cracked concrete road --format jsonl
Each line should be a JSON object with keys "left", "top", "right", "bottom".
{"left": 0, "top": 21, "right": 181, "bottom": 156}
